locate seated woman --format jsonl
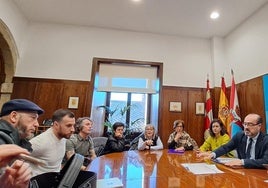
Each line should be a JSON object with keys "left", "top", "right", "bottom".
{"left": 199, "top": 119, "right": 234, "bottom": 157}
{"left": 167, "top": 120, "right": 198, "bottom": 151}
{"left": 138, "top": 124, "right": 163, "bottom": 150}
{"left": 101, "top": 122, "right": 130, "bottom": 155}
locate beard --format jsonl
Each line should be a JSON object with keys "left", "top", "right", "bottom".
{"left": 17, "top": 124, "right": 32, "bottom": 140}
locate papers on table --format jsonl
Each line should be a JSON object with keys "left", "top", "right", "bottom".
{"left": 181, "top": 163, "right": 224, "bottom": 175}
{"left": 97, "top": 177, "right": 123, "bottom": 188}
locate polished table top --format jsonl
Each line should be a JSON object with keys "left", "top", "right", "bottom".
{"left": 88, "top": 149, "right": 268, "bottom": 188}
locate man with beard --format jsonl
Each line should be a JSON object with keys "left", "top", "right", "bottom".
{"left": 198, "top": 113, "right": 268, "bottom": 169}
{"left": 0, "top": 99, "right": 44, "bottom": 151}
{"left": 29, "top": 109, "right": 75, "bottom": 177}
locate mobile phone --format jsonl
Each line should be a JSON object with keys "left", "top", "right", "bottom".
{"left": 18, "top": 154, "right": 47, "bottom": 167}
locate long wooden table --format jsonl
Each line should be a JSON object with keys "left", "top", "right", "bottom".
{"left": 87, "top": 149, "right": 268, "bottom": 187}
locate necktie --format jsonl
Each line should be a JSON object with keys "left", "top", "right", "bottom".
{"left": 246, "top": 138, "right": 253, "bottom": 159}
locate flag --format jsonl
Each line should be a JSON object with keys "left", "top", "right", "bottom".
{"left": 218, "top": 77, "right": 231, "bottom": 134}
{"left": 229, "top": 70, "right": 242, "bottom": 137}
{"left": 204, "top": 78, "right": 213, "bottom": 139}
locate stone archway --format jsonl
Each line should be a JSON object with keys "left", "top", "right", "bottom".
{"left": 0, "top": 19, "right": 18, "bottom": 108}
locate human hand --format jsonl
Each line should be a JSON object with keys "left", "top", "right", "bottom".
{"left": 196, "top": 151, "right": 213, "bottom": 159}
{"left": 174, "top": 133, "right": 181, "bottom": 142}
{"left": 175, "top": 147, "right": 185, "bottom": 151}
{"left": 114, "top": 132, "right": 123, "bottom": 138}
{"left": 146, "top": 140, "right": 153, "bottom": 146}
{"left": 0, "top": 160, "right": 32, "bottom": 188}
{"left": 0, "top": 145, "right": 30, "bottom": 168}
{"left": 224, "top": 159, "right": 243, "bottom": 168}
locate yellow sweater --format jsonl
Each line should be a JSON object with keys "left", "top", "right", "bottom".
{"left": 200, "top": 133, "right": 234, "bottom": 157}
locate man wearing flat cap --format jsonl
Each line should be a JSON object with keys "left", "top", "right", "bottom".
{"left": 0, "top": 99, "right": 44, "bottom": 151}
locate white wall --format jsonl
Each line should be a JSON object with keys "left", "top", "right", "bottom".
{"left": 225, "top": 3, "right": 268, "bottom": 84}
{"left": 0, "top": 0, "right": 28, "bottom": 57}
{"left": 15, "top": 23, "right": 212, "bottom": 88}
{"left": 2, "top": 1, "right": 268, "bottom": 88}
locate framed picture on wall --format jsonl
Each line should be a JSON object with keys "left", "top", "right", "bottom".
{"left": 195, "top": 102, "right": 205, "bottom": 115}
{"left": 169, "top": 101, "right": 182, "bottom": 112}
{"left": 68, "top": 96, "right": 79, "bottom": 109}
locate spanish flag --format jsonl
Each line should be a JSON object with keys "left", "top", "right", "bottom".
{"left": 218, "top": 77, "right": 231, "bottom": 134}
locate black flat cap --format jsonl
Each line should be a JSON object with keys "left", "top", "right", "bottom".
{"left": 0, "top": 99, "right": 44, "bottom": 117}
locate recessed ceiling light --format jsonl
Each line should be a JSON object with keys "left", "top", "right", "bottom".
{"left": 210, "top": 11, "right": 220, "bottom": 20}
{"left": 132, "top": 0, "right": 142, "bottom": 2}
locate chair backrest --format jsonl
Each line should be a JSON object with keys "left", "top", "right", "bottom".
{"left": 92, "top": 137, "right": 108, "bottom": 156}
{"left": 129, "top": 133, "right": 144, "bottom": 150}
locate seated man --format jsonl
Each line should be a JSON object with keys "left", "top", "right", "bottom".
{"left": 101, "top": 122, "right": 130, "bottom": 155}
{"left": 29, "top": 109, "right": 75, "bottom": 177}
{"left": 198, "top": 113, "right": 268, "bottom": 169}
{"left": 65, "top": 117, "right": 96, "bottom": 170}
{"left": 0, "top": 99, "right": 44, "bottom": 151}
{"left": 167, "top": 120, "right": 198, "bottom": 151}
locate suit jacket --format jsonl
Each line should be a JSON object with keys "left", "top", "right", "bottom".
{"left": 214, "top": 131, "right": 268, "bottom": 169}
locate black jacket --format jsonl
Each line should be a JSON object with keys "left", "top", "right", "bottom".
{"left": 0, "top": 119, "right": 32, "bottom": 152}
{"left": 101, "top": 134, "right": 129, "bottom": 155}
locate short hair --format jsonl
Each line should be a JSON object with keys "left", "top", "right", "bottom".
{"left": 112, "top": 122, "right": 125, "bottom": 131}
{"left": 52, "top": 109, "right": 75, "bottom": 123}
{"left": 75, "top": 117, "right": 93, "bottom": 132}
{"left": 209, "top": 119, "right": 226, "bottom": 137}
{"left": 173, "top": 120, "right": 184, "bottom": 129}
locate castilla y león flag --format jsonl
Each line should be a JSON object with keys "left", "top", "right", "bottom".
{"left": 205, "top": 79, "right": 213, "bottom": 130}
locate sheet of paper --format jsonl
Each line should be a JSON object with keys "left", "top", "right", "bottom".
{"left": 97, "top": 177, "right": 123, "bottom": 188}
{"left": 181, "top": 163, "right": 224, "bottom": 175}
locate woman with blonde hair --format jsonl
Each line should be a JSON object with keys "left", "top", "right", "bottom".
{"left": 138, "top": 124, "right": 163, "bottom": 150}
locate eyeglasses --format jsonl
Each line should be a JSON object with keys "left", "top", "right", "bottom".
{"left": 243, "top": 122, "right": 259, "bottom": 127}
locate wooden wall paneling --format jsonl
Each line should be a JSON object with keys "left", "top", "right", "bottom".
{"left": 34, "top": 82, "right": 64, "bottom": 123}
{"left": 11, "top": 75, "right": 266, "bottom": 140}
{"left": 237, "top": 77, "right": 266, "bottom": 132}
{"left": 187, "top": 89, "right": 206, "bottom": 146}
{"left": 12, "top": 78, "right": 38, "bottom": 100}
{"left": 62, "top": 81, "right": 91, "bottom": 119}
{"left": 160, "top": 86, "right": 188, "bottom": 148}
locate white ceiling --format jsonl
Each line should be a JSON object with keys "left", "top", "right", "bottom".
{"left": 12, "top": 0, "right": 268, "bottom": 38}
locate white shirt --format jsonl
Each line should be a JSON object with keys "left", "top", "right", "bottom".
{"left": 30, "top": 128, "right": 66, "bottom": 177}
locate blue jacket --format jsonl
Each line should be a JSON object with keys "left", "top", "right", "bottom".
{"left": 214, "top": 131, "right": 268, "bottom": 169}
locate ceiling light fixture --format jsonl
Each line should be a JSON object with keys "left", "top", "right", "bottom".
{"left": 210, "top": 11, "right": 220, "bottom": 20}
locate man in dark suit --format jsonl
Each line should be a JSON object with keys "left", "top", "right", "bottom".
{"left": 198, "top": 113, "right": 268, "bottom": 169}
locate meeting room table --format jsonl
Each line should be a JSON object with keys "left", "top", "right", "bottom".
{"left": 87, "top": 149, "right": 268, "bottom": 188}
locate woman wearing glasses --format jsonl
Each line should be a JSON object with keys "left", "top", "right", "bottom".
{"left": 167, "top": 119, "right": 198, "bottom": 151}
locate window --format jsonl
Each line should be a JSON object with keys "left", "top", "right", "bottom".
{"left": 108, "top": 92, "right": 147, "bottom": 131}
{"left": 90, "top": 58, "right": 163, "bottom": 136}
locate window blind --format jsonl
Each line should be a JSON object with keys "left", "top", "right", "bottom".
{"left": 98, "top": 63, "right": 158, "bottom": 93}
